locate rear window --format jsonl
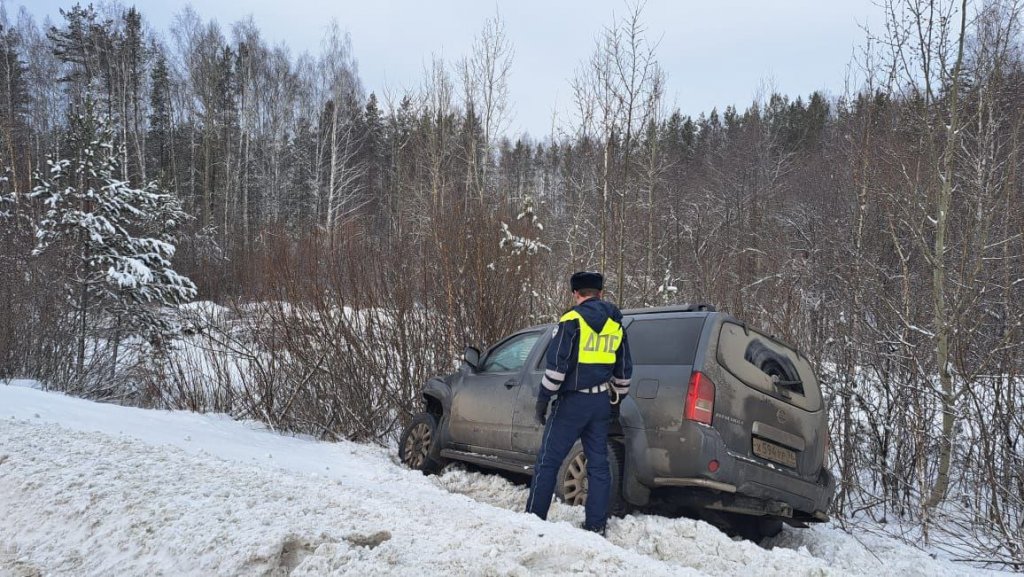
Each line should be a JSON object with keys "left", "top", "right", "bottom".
{"left": 717, "top": 321, "right": 821, "bottom": 411}
{"left": 626, "top": 317, "right": 705, "bottom": 365}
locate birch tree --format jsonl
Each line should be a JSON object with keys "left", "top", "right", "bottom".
{"left": 461, "top": 12, "right": 513, "bottom": 201}
{"left": 318, "top": 22, "right": 366, "bottom": 236}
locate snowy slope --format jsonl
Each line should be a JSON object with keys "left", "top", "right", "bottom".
{"left": 0, "top": 385, "right": 1008, "bottom": 577}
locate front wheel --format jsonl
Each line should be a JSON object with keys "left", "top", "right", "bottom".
{"left": 398, "top": 412, "right": 447, "bottom": 474}
{"left": 554, "top": 441, "right": 627, "bottom": 517}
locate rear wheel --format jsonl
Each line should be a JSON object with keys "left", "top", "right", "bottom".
{"left": 737, "top": 516, "right": 784, "bottom": 541}
{"left": 704, "top": 511, "right": 784, "bottom": 542}
{"left": 398, "top": 412, "right": 447, "bottom": 474}
{"left": 554, "top": 441, "right": 627, "bottom": 516}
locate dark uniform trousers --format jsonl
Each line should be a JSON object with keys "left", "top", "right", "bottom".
{"left": 525, "top": 389, "right": 611, "bottom": 528}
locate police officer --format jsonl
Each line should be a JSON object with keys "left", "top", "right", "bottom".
{"left": 525, "top": 271, "right": 632, "bottom": 535}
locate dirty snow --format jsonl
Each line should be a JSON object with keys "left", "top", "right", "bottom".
{"left": 0, "top": 385, "right": 1009, "bottom": 577}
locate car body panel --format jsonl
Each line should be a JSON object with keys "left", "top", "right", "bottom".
{"left": 447, "top": 329, "right": 545, "bottom": 452}
{"left": 510, "top": 381, "right": 547, "bottom": 454}
{"left": 419, "top": 309, "right": 835, "bottom": 521}
{"left": 701, "top": 317, "right": 827, "bottom": 481}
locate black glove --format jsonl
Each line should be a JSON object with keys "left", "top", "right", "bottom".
{"left": 610, "top": 401, "right": 621, "bottom": 421}
{"left": 535, "top": 397, "right": 551, "bottom": 425}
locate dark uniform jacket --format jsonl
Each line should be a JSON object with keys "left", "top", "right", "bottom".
{"left": 540, "top": 297, "right": 632, "bottom": 399}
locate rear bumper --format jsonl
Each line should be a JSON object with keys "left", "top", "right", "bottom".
{"left": 622, "top": 422, "right": 835, "bottom": 519}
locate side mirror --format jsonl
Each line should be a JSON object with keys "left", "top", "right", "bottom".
{"left": 463, "top": 346, "right": 481, "bottom": 371}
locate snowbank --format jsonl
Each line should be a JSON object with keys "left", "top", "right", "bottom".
{"left": 0, "top": 386, "right": 1008, "bottom": 576}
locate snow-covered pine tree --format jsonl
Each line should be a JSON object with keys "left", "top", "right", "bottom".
{"left": 28, "top": 98, "right": 197, "bottom": 390}
{"left": 498, "top": 195, "right": 549, "bottom": 257}
{"left": 498, "top": 195, "right": 551, "bottom": 323}
{"left": 655, "top": 267, "right": 680, "bottom": 306}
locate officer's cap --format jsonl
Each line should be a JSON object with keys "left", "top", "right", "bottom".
{"left": 570, "top": 271, "right": 604, "bottom": 292}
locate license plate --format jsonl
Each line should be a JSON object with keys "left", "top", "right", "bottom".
{"left": 752, "top": 437, "right": 797, "bottom": 468}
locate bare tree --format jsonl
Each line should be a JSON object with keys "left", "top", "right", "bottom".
{"left": 318, "top": 22, "right": 367, "bottom": 237}
{"left": 461, "top": 11, "right": 514, "bottom": 201}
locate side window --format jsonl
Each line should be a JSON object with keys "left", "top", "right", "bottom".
{"left": 628, "top": 317, "right": 705, "bottom": 365}
{"left": 535, "top": 326, "right": 557, "bottom": 370}
{"left": 480, "top": 332, "right": 542, "bottom": 373}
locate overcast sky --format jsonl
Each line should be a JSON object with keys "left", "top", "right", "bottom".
{"left": 17, "top": 0, "right": 888, "bottom": 138}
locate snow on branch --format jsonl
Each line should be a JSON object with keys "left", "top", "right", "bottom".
{"left": 498, "top": 195, "right": 550, "bottom": 256}
{"left": 498, "top": 221, "right": 550, "bottom": 256}
{"left": 26, "top": 99, "right": 198, "bottom": 333}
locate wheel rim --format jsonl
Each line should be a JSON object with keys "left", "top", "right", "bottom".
{"left": 562, "top": 453, "right": 589, "bottom": 505}
{"left": 402, "top": 422, "right": 432, "bottom": 468}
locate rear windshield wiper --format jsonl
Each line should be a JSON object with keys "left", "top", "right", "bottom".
{"left": 772, "top": 377, "right": 803, "bottom": 389}
{"left": 770, "top": 375, "right": 803, "bottom": 397}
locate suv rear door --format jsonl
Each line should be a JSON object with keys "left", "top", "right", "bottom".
{"left": 710, "top": 319, "right": 826, "bottom": 480}
{"left": 623, "top": 313, "right": 707, "bottom": 432}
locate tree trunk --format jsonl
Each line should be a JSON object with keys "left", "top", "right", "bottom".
{"left": 924, "top": 0, "right": 968, "bottom": 512}
{"left": 327, "top": 103, "right": 339, "bottom": 235}
{"left": 76, "top": 278, "right": 87, "bottom": 387}
{"left": 202, "top": 127, "right": 212, "bottom": 229}
{"left": 600, "top": 137, "right": 611, "bottom": 272}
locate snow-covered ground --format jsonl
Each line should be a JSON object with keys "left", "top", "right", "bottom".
{"left": 0, "top": 385, "right": 1009, "bottom": 577}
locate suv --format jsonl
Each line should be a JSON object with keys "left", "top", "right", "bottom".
{"left": 398, "top": 305, "right": 835, "bottom": 539}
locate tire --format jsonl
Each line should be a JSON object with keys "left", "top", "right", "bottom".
{"left": 756, "top": 517, "right": 785, "bottom": 540}
{"left": 744, "top": 339, "right": 801, "bottom": 389}
{"left": 737, "top": 516, "right": 784, "bottom": 541}
{"left": 398, "top": 412, "right": 447, "bottom": 474}
{"left": 708, "top": 511, "right": 784, "bottom": 542}
{"left": 554, "top": 440, "right": 628, "bottom": 517}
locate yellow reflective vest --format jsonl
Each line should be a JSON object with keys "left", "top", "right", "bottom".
{"left": 559, "top": 309, "right": 624, "bottom": 365}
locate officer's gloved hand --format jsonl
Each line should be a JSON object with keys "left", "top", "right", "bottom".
{"left": 535, "top": 396, "right": 551, "bottom": 425}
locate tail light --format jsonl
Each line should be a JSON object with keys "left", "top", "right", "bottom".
{"left": 685, "top": 371, "right": 715, "bottom": 425}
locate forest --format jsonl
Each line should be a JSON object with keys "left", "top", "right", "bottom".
{"left": 0, "top": 0, "right": 1022, "bottom": 567}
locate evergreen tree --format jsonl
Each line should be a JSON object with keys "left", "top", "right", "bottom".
{"left": 120, "top": 6, "right": 147, "bottom": 183}
{"left": 147, "top": 52, "right": 172, "bottom": 184}
{"left": 498, "top": 194, "right": 549, "bottom": 322}
{"left": 48, "top": 4, "right": 113, "bottom": 107}
{"left": 0, "top": 20, "right": 29, "bottom": 190}
{"left": 284, "top": 115, "right": 318, "bottom": 229}
{"left": 358, "top": 93, "right": 386, "bottom": 223}
{"left": 803, "top": 91, "right": 829, "bottom": 148}
{"left": 29, "top": 98, "right": 196, "bottom": 386}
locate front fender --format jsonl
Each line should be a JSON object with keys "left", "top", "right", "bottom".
{"left": 422, "top": 376, "right": 454, "bottom": 446}
{"left": 422, "top": 376, "right": 452, "bottom": 417}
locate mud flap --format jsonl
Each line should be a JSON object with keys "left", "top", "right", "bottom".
{"left": 622, "top": 463, "right": 651, "bottom": 506}
{"left": 619, "top": 428, "right": 651, "bottom": 506}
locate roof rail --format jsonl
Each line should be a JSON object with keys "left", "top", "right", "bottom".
{"left": 621, "top": 303, "right": 717, "bottom": 315}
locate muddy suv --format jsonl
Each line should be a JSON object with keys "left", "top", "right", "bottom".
{"left": 398, "top": 304, "right": 835, "bottom": 539}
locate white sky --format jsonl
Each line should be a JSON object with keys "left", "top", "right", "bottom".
{"left": 17, "top": 0, "right": 889, "bottom": 138}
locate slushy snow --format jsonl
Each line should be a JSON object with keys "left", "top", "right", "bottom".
{"left": 0, "top": 385, "right": 1009, "bottom": 576}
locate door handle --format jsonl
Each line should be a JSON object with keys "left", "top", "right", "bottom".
{"left": 504, "top": 379, "right": 519, "bottom": 389}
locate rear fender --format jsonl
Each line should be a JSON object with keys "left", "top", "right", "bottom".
{"left": 618, "top": 396, "right": 652, "bottom": 506}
